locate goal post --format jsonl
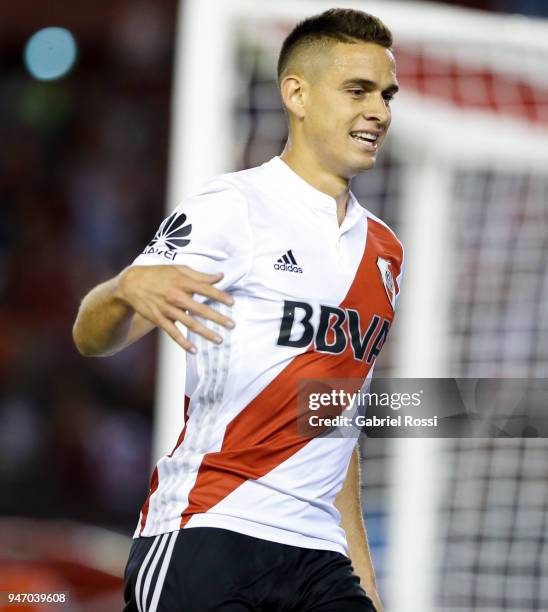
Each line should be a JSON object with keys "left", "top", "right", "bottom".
{"left": 153, "top": 2, "right": 548, "bottom": 610}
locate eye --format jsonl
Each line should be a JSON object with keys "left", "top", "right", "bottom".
{"left": 383, "top": 94, "right": 394, "bottom": 104}
{"left": 348, "top": 88, "right": 365, "bottom": 97}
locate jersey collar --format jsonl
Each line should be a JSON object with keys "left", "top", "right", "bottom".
{"left": 267, "top": 156, "right": 366, "bottom": 229}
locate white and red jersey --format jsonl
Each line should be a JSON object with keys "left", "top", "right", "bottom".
{"left": 131, "top": 157, "right": 404, "bottom": 555}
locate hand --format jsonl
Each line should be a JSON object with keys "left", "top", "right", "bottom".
{"left": 115, "top": 265, "right": 235, "bottom": 354}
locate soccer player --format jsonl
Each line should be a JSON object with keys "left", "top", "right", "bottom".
{"left": 73, "top": 8, "right": 403, "bottom": 612}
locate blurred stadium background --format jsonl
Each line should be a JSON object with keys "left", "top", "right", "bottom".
{"left": 1, "top": 0, "right": 547, "bottom": 610}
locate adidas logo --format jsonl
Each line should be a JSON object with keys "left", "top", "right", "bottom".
{"left": 274, "top": 249, "right": 303, "bottom": 273}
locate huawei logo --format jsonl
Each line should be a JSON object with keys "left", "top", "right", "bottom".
{"left": 142, "top": 211, "right": 192, "bottom": 260}
{"left": 149, "top": 211, "right": 192, "bottom": 251}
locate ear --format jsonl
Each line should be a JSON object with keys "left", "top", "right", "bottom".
{"left": 280, "top": 74, "right": 307, "bottom": 120}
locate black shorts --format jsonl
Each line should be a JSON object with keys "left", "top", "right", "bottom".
{"left": 123, "top": 527, "right": 376, "bottom": 612}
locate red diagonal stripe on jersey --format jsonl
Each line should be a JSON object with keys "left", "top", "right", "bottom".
{"left": 139, "top": 466, "right": 158, "bottom": 534}
{"left": 139, "top": 395, "right": 190, "bottom": 534}
{"left": 168, "top": 395, "right": 191, "bottom": 459}
{"left": 179, "top": 219, "right": 403, "bottom": 527}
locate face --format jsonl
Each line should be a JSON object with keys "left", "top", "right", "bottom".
{"left": 286, "top": 41, "right": 398, "bottom": 178}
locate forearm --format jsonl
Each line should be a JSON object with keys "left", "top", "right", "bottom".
{"left": 72, "top": 270, "right": 135, "bottom": 357}
{"left": 335, "top": 447, "right": 382, "bottom": 610}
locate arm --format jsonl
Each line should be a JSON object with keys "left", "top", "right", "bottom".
{"left": 73, "top": 265, "right": 234, "bottom": 357}
{"left": 335, "top": 446, "right": 383, "bottom": 612}
{"left": 73, "top": 179, "right": 252, "bottom": 358}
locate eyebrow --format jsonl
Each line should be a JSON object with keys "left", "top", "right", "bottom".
{"left": 341, "top": 78, "right": 400, "bottom": 95}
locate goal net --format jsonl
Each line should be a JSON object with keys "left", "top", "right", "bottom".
{"left": 157, "top": 1, "right": 548, "bottom": 610}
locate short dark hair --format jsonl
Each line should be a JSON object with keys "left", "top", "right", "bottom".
{"left": 277, "top": 8, "right": 393, "bottom": 82}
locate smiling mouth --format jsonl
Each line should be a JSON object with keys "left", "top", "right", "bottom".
{"left": 349, "top": 131, "right": 380, "bottom": 151}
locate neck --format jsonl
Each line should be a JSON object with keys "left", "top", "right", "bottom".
{"left": 280, "top": 141, "right": 350, "bottom": 225}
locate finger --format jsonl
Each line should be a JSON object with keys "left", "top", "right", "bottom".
{"left": 156, "top": 313, "right": 197, "bottom": 354}
{"left": 184, "top": 299, "right": 235, "bottom": 329}
{"left": 162, "top": 291, "right": 234, "bottom": 329}
{"left": 174, "top": 311, "right": 225, "bottom": 345}
{"left": 163, "top": 305, "right": 223, "bottom": 344}
{"left": 192, "top": 281, "right": 235, "bottom": 306}
{"left": 176, "top": 266, "right": 224, "bottom": 283}
{"left": 174, "top": 267, "right": 234, "bottom": 305}
{"left": 168, "top": 284, "right": 235, "bottom": 314}
{"left": 168, "top": 291, "right": 235, "bottom": 329}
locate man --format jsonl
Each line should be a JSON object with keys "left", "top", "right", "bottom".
{"left": 73, "top": 8, "right": 403, "bottom": 612}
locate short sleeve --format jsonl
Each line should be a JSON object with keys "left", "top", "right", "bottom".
{"left": 132, "top": 179, "right": 252, "bottom": 292}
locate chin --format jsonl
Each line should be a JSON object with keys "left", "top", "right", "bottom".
{"left": 352, "top": 156, "right": 376, "bottom": 174}
{"left": 336, "top": 153, "right": 376, "bottom": 178}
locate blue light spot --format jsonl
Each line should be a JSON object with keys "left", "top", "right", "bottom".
{"left": 24, "top": 27, "right": 77, "bottom": 81}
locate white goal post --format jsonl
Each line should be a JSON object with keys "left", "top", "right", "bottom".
{"left": 152, "top": 2, "right": 548, "bottom": 611}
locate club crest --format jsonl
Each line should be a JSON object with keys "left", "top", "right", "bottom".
{"left": 377, "top": 256, "right": 396, "bottom": 311}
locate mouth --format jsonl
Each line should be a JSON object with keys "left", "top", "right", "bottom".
{"left": 349, "top": 130, "right": 381, "bottom": 152}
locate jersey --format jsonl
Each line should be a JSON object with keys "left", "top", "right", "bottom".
{"left": 130, "top": 156, "right": 404, "bottom": 556}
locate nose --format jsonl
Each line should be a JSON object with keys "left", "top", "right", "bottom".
{"left": 362, "top": 93, "right": 390, "bottom": 126}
